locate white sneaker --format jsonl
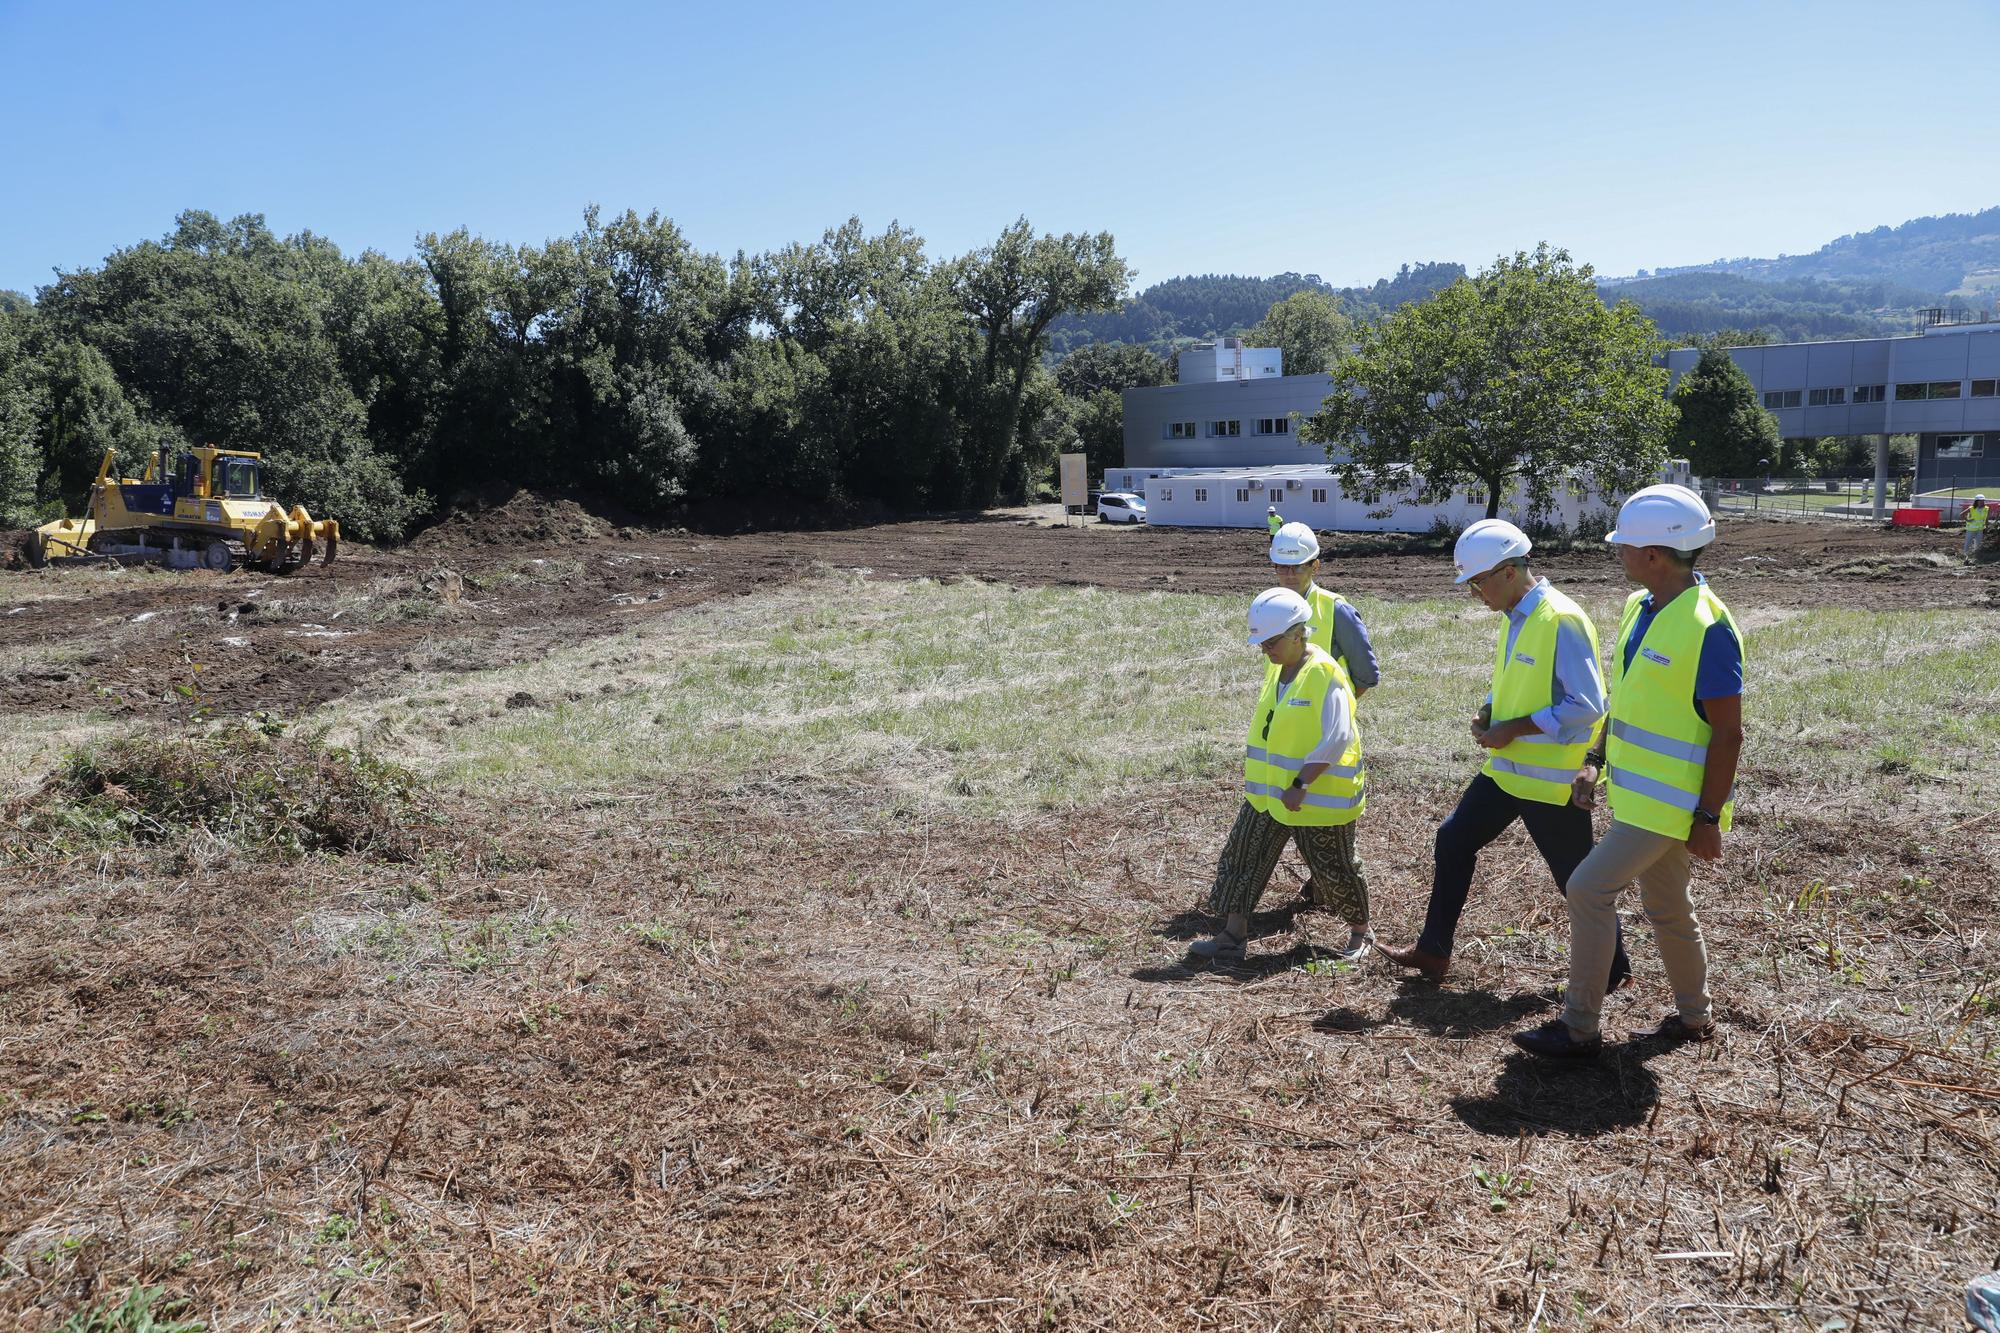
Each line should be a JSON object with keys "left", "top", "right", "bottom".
{"left": 1328, "top": 928, "right": 1374, "bottom": 963}
{"left": 1188, "top": 929, "right": 1246, "bottom": 962}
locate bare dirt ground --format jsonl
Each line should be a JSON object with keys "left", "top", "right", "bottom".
{"left": 3, "top": 498, "right": 1998, "bottom": 1330}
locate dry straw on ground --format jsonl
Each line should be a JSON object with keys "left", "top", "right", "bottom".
{"left": 1, "top": 515, "right": 1996, "bottom": 1331}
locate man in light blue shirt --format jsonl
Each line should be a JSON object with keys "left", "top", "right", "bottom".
{"left": 1378, "top": 520, "right": 1631, "bottom": 988}
{"left": 1488, "top": 580, "right": 1604, "bottom": 741}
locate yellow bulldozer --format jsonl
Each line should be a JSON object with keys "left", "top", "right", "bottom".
{"left": 25, "top": 444, "right": 339, "bottom": 573}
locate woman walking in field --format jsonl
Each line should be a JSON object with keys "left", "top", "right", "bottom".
{"left": 1189, "top": 587, "right": 1373, "bottom": 964}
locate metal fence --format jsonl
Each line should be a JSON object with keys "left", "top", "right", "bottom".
{"left": 1705, "top": 475, "right": 2000, "bottom": 522}
{"left": 1706, "top": 476, "right": 1892, "bottom": 521}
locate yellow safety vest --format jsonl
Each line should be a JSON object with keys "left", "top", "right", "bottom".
{"left": 1481, "top": 584, "right": 1601, "bottom": 805}
{"left": 1242, "top": 646, "right": 1365, "bottom": 827}
{"left": 1303, "top": 583, "right": 1354, "bottom": 681}
{"left": 1969, "top": 505, "right": 1989, "bottom": 533}
{"left": 1267, "top": 513, "right": 1283, "bottom": 535}
{"left": 1606, "top": 583, "right": 1743, "bottom": 839}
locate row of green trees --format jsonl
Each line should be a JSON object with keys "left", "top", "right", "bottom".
{"left": 0, "top": 210, "right": 1130, "bottom": 539}
{"left": 0, "top": 213, "right": 1824, "bottom": 539}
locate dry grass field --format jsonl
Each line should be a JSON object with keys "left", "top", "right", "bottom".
{"left": 2, "top": 502, "right": 1998, "bottom": 1331}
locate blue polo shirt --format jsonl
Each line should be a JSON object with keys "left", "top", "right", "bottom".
{"left": 1620, "top": 574, "right": 1742, "bottom": 721}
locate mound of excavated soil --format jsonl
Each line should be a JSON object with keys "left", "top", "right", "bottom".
{"left": 408, "top": 485, "right": 637, "bottom": 551}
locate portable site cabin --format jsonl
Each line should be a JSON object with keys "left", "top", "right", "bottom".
{"left": 1102, "top": 462, "right": 1691, "bottom": 532}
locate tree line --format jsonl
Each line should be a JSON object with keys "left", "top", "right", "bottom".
{"left": 0, "top": 210, "right": 1129, "bottom": 539}
{"left": 0, "top": 210, "right": 1837, "bottom": 542}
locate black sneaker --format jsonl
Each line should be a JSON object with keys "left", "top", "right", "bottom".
{"left": 1607, "top": 956, "right": 1633, "bottom": 993}
{"left": 1512, "top": 1018, "right": 1602, "bottom": 1060}
{"left": 1639, "top": 1014, "right": 1715, "bottom": 1044}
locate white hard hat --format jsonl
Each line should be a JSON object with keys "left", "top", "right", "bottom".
{"left": 1606, "top": 483, "right": 1714, "bottom": 552}
{"left": 1452, "top": 518, "right": 1532, "bottom": 584}
{"left": 1978, "top": 494, "right": 1988, "bottom": 503}
{"left": 1269, "top": 521, "right": 1321, "bottom": 566}
{"left": 1247, "top": 587, "right": 1312, "bottom": 645}
{"left": 1267, "top": 504, "right": 1278, "bottom": 513}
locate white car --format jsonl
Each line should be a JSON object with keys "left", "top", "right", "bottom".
{"left": 1096, "top": 492, "right": 1147, "bottom": 524}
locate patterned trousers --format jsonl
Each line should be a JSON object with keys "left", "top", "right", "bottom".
{"left": 1207, "top": 801, "right": 1370, "bottom": 927}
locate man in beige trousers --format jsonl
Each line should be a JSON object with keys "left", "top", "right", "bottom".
{"left": 1514, "top": 484, "right": 1745, "bottom": 1059}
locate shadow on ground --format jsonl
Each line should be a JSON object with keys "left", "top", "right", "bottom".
{"left": 1451, "top": 1046, "right": 1663, "bottom": 1138}
{"left": 1387, "top": 986, "right": 1553, "bottom": 1037}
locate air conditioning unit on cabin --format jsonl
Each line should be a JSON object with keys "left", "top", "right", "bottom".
{"left": 1247, "top": 479, "right": 1264, "bottom": 491}
{"left": 1285, "top": 479, "right": 1303, "bottom": 491}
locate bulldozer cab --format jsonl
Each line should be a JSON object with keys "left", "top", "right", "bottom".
{"left": 211, "top": 454, "right": 261, "bottom": 499}
{"left": 171, "top": 447, "right": 263, "bottom": 501}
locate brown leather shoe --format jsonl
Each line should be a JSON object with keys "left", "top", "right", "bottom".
{"left": 1374, "top": 941, "right": 1449, "bottom": 981}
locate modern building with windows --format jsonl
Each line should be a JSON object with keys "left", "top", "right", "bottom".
{"left": 1661, "top": 317, "right": 2000, "bottom": 507}
{"left": 1120, "top": 337, "right": 1339, "bottom": 470}
{"left": 1117, "top": 321, "right": 2000, "bottom": 525}
{"left": 1113, "top": 337, "right": 1689, "bottom": 530}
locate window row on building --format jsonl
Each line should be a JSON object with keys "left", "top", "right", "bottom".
{"left": 1938, "top": 433, "right": 1988, "bottom": 459}
{"left": 1153, "top": 482, "right": 1487, "bottom": 506}
{"left": 1762, "top": 379, "right": 1998, "bottom": 410}
{"left": 1161, "top": 418, "right": 1293, "bottom": 439}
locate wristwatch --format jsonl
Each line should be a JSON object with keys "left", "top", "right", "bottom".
{"left": 1691, "top": 807, "right": 1721, "bottom": 827}
{"left": 1287, "top": 775, "right": 1307, "bottom": 791}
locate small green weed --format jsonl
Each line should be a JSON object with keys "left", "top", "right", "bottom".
{"left": 55, "top": 1284, "right": 203, "bottom": 1333}
{"left": 1472, "top": 1166, "right": 1534, "bottom": 1212}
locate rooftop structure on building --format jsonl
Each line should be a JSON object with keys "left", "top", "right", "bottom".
{"left": 1175, "top": 337, "right": 1283, "bottom": 383}
{"left": 1121, "top": 340, "right": 1334, "bottom": 470}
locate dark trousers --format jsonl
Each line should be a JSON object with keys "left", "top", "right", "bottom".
{"left": 1417, "top": 773, "right": 1630, "bottom": 988}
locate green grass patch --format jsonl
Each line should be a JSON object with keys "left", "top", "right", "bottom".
{"left": 319, "top": 573, "right": 2000, "bottom": 819}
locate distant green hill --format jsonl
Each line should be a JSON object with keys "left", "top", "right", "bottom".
{"left": 1047, "top": 262, "right": 1465, "bottom": 356}
{"left": 1054, "top": 205, "right": 2000, "bottom": 361}
{"left": 1638, "top": 205, "right": 2000, "bottom": 298}
{"left": 1596, "top": 271, "right": 1946, "bottom": 343}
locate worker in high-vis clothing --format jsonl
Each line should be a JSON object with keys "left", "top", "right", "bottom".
{"left": 1515, "top": 484, "right": 1744, "bottom": 1060}
{"left": 1376, "top": 519, "right": 1630, "bottom": 989}
{"left": 1966, "top": 495, "right": 1989, "bottom": 562}
{"left": 1268, "top": 522, "right": 1380, "bottom": 700}
{"left": 1190, "top": 587, "right": 1373, "bottom": 965}
{"left": 1267, "top": 505, "right": 1283, "bottom": 536}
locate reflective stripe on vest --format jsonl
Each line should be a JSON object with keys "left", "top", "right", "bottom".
{"left": 1305, "top": 583, "right": 1352, "bottom": 680}
{"left": 1243, "top": 746, "right": 1364, "bottom": 779}
{"left": 1605, "top": 582, "right": 1743, "bottom": 838}
{"left": 1242, "top": 781, "right": 1363, "bottom": 812}
{"left": 1480, "top": 584, "right": 1601, "bottom": 805}
{"left": 1241, "top": 646, "right": 1365, "bottom": 827}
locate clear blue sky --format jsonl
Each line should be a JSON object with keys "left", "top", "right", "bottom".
{"left": 3, "top": 0, "right": 1996, "bottom": 299}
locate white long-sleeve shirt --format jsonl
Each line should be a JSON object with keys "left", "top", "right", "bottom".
{"left": 1273, "top": 670, "right": 1356, "bottom": 769}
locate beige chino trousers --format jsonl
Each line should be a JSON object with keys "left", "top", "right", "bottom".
{"left": 1560, "top": 820, "right": 1713, "bottom": 1037}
